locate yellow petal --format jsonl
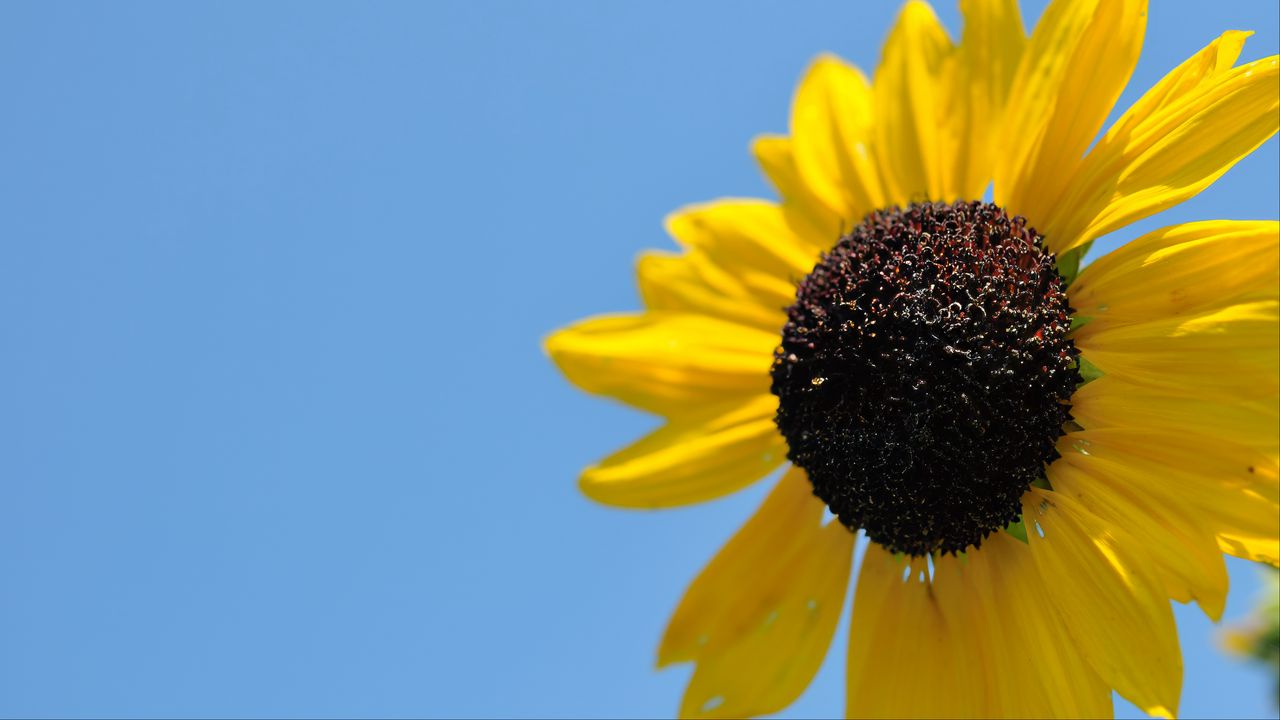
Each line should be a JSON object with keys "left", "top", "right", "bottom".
{"left": 751, "top": 135, "right": 845, "bottom": 245}
{"left": 1072, "top": 223, "right": 1280, "bottom": 398}
{"left": 924, "top": 556, "right": 995, "bottom": 719}
{"left": 1102, "top": 30, "right": 1251, "bottom": 143}
{"left": 1057, "top": 428, "right": 1280, "bottom": 546}
{"left": 665, "top": 200, "right": 819, "bottom": 291}
{"left": 846, "top": 539, "right": 1111, "bottom": 719}
{"left": 845, "top": 545, "right": 956, "bottom": 719}
{"left": 982, "top": 534, "right": 1115, "bottom": 719}
{"left": 1074, "top": 300, "right": 1280, "bottom": 398}
{"left": 1048, "top": 54, "right": 1280, "bottom": 254}
{"left": 636, "top": 251, "right": 784, "bottom": 332}
{"left": 1071, "top": 376, "right": 1279, "bottom": 459}
{"left": 789, "top": 55, "right": 885, "bottom": 223}
{"left": 1024, "top": 488, "right": 1182, "bottom": 718}
{"left": 948, "top": 0, "right": 1027, "bottom": 197}
{"left": 1048, "top": 460, "right": 1229, "bottom": 620}
{"left": 635, "top": 199, "right": 823, "bottom": 332}
{"left": 1217, "top": 531, "right": 1280, "bottom": 567}
{"left": 1072, "top": 220, "right": 1280, "bottom": 332}
{"left": 659, "top": 467, "right": 854, "bottom": 719}
{"left": 579, "top": 394, "right": 785, "bottom": 508}
{"left": 933, "top": 533, "right": 1113, "bottom": 719}
{"left": 544, "top": 312, "right": 776, "bottom": 416}
{"left": 872, "top": 1, "right": 954, "bottom": 205}
{"left": 994, "top": 0, "right": 1147, "bottom": 250}
{"left": 925, "top": 554, "right": 1002, "bottom": 719}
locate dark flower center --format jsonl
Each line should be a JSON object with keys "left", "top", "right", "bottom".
{"left": 770, "top": 200, "right": 1080, "bottom": 556}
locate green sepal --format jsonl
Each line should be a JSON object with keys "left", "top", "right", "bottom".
{"left": 1077, "top": 355, "right": 1104, "bottom": 386}
{"left": 1004, "top": 518, "right": 1029, "bottom": 544}
{"left": 1056, "top": 241, "right": 1092, "bottom": 285}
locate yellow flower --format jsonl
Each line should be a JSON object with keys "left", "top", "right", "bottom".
{"left": 1220, "top": 567, "right": 1280, "bottom": 706}
{"left": 545, "top": 1, "right": 1279, "bottom": 717}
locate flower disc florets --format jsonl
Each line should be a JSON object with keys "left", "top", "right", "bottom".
{"left": 771, "top": 201, "right": 1080, "bottom": 556}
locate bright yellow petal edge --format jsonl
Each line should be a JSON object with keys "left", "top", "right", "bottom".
{"left": 543, "top": 0, "right": 1279, "bottom": 717}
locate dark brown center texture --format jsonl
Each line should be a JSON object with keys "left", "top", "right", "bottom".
{"left": 770, "top": 201, "right": 1080, "bottom": 556}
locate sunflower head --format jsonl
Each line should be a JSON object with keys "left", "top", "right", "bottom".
{"left": 772, "top": 200, "right": 1079, "bottom": 556}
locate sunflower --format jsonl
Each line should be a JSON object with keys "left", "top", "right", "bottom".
{"left": 545, "top": 0, "right": 1279, "bottom": 717}
{"left": 1221, "top": 567, "right": 1280, "bottom": 706}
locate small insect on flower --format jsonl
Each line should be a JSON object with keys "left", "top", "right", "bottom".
{"left": 546, "top": 1, "right": 1279, "bottom": 717}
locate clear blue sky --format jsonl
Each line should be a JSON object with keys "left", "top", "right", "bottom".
{"left": 1, "top": 1, "right": 1276, "bottom": 717}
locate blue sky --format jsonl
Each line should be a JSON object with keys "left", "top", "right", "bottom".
{"left": 0, "top": 1, "right": 1276, "bottom": 717}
